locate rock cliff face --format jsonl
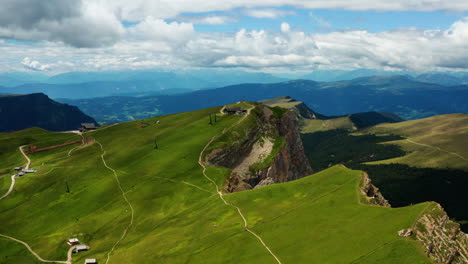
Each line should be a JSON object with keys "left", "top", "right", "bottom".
{"left": 414, "top": 204, "right": 468, "bottom": 264}
{"left": 360, "top": 172, "right": 391, "bottom": 207}
{"left": 254, "top": 109, "right": 314, "bottom": 188}
{"left": 206, "top": 103, "right": 313, "bottom": 192}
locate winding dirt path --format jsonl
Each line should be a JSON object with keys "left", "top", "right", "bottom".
{"left": 405, "top": 138, "right": 468, "bottom": 162}
{"left": 20, "top": 145, "right": 31, "bottom": 170}
{"left": 0, "top": 140, "right": 90, "bottom": 264}
{"left": 96, "top": 141, "right": 135, "bottom": 264}
{"left": 0, "top": 234, "right": 72, "bottom": 264}
{"left": 198, "top": 105, "right": 282, "bottom": 264}
{"left": 0, "top": 146, "right": 30, "bottom": 201}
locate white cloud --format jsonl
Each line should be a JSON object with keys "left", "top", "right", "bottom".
{"left": 180, "top": 15, "right": 236, "bottom": 25}
{"left": 2, "top": 17, "right": 468, "bottom": 73}
{"left": 0, "top": 0, "right": 124, "bottom": 48}
{"left": 2, "top": 0, "right": 468, "bottom": 49}
{"left": 281, "top": 22, "right": 291, "bottom": 33}
{"left": 21, "top": 57, "right": 51, "bottom": 71}
{"left": 127, "top": 17, "right": 195, "bottom": 45}
{"left": 244, "top": 9, "right": 296, "bottom": 19}
{"left": 104, "top": 0, "right": 468, "bottom": 21}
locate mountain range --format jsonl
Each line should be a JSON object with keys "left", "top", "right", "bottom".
{"left": 57, "top": 75, "right": 468, "bottom": 124}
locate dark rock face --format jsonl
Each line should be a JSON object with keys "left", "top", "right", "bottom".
{"left": 0, "top": 93, "right": 97, "bottom": 132}
{"left": 360, "top": 172, "right": 391, "bottom": 207}
{"left": 206, "top": 104, "right": 313, "bottom": 192}
{"left": 255, "top": 110, "right": 313, "bottom": 187}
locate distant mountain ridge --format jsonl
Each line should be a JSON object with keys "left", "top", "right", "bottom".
{"left": 59, "top": 75, "right": 468, "bottom": 124}
{"left": 0, "top": 70, "right": 286, "bottom": 98}
{"left": 0, "top": 93, "right": 96, "bottom": 132}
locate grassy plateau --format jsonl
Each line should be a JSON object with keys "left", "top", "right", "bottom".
{"left": 0, "top": 104, "right": 433, "bottom": 263}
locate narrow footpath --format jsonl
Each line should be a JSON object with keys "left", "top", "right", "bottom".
{"left": 198, "top": 105, "right": 282, "bottom": 264}
{"left": 0, "top": 143, "right": 84, "bottom": 264}
{"left": 96, "top": 141, "right": 135, "bottom": 264}
{"left": 405, "top": 138, "right": 468, "bottom": 162}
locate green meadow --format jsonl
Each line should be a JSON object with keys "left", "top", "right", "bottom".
{"left": 364, "top": 113, "right": 468, "bottom": 171}
{"left": 0, "top": 105, "right": 432, "bottom": 263}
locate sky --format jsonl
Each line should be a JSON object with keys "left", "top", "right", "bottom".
{"left": 1, "top": 0, "right": 468, "bottom": 74}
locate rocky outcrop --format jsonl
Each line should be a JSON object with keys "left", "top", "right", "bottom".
{"left": 253, "top": 110, "right": 314, "bottom": 188}
{"left": 206, "top": 103, "right": 313, "bottom": 192}
{"left": 360, "top": 172, "right": 391, "bottom": 207}
{"left": 414, "top": 204, "right": 468, "bottom": 264}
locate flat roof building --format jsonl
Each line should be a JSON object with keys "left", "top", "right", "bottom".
{"left": 85, "top": 259, "right": 97, "bottom": 264}
{"left": 67, "top": 238, "right": 79, "bottom": 245}
{"left": 80, "top": 123, "right": 97, "bottom": 132}
{"left": 74, "top": 244, "right": 89, "bottom": 253}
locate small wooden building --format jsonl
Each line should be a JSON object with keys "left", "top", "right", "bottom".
{"left": 223, "top": 107, "right": 247, "bottom": 115}
{"left": 80, "top": 123, "right": 97, "bottom": 132}
{"left": 67, "top": 238, "right": 79, "bottom": 245}
{"left": 14, "top": 167, "right": 21, "bottom": 171}
{"left": 85, "top": 258, "right": 97, "bottom": 264}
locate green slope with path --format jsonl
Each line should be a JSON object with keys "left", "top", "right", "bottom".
{"left": 364, "top": 113, "right": 468, "bottom": 171}
{"left": 0, "top": 104, "right": 432, "bottom": 263}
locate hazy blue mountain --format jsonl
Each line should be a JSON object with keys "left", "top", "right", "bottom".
{"left": 0, "top": 69, "right": 286, "bottom": 99}
{"left": 47, "top": 69, "right": 286, "bottom": 88}
{"left": 0, "top": 93, "right": 96, "bottom": 132}
{"left": 299, "top": 69, "right": 414, "bottom": 82}
{"left": 0, "top": 81, "right": 193, "bottom": 99}
{"left": 58, "top": 75, "right": 468, "bottom": 124}
{"left": 0, "top": 72, "right": 49, "bottom": 87}
{"left": 414, "top": 73, "right": 467, "bottom": 86}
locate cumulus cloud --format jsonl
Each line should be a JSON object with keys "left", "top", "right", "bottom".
{"left": 127, "top": 17, "right": 195, "bottom": 45}
{"left": 21, "top": 57, "right": 51, "bottom": 71}
{"left": 2, "top": 0, "right": 468, "bottom": 48}
{"left": 2, "top": 16, "right": 468, "bottom": 73}
{"left": 105, "top": 0, "right": 468, "bottom": 21}
{"left": 0, "top": 0, "right": 124, "bottom": 47}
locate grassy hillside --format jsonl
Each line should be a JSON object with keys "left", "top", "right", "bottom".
{"left": 302, "top": 117, "right": 356, "bottom": 133}
{"left": 0, "top": 105, "right": 432, "bottom": 263}
{"left": 364, "top": 113, "right": 468, "bottom": 171}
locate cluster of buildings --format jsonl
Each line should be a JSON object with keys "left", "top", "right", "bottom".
{"left": 223, "top": 107, "right": 247, "bottom": 115}
{"left": 67, "top": 238, "right": 97, "bottom": 263}
{"left": 14, "top": 167, "right": 36, "bottom": 177}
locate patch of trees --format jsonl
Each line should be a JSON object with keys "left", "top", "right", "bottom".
{"left": 301, "top": 129, "right": 405, "bottom": 171}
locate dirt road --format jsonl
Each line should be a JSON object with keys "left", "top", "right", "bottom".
{"left": 0, "top": 146, "right": 31, "bottom": 201}
{"left": 0, "top": 234, "right": 71, "bottom": 264}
